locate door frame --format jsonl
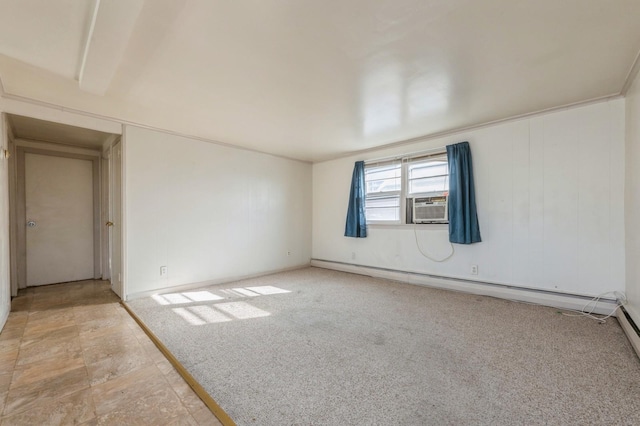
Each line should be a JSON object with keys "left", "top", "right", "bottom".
{"left": 100, "top": 135, "right": 124, "bottom": 299}
{"left": 15, "top": 146, "right": 101, "bottom": 288}
{"left": 101, "top": 144, "right": 112, "bottom": 282}
{"left": 105, "top": 138, "right": 124, "bottom": 299}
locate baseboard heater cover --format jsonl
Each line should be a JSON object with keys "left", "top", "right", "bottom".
{"left": 617, "top": 306, "right": 640, "bottom": 359}
{"left": 310, "top": 259, "right": 618, "bottom": 316}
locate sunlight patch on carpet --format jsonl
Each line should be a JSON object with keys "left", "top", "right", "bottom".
{"left": 215, "top": 302, "right": 271, "bottom": 320}
{"left": 246, "top": 286, "right": 291, "bottom": 295}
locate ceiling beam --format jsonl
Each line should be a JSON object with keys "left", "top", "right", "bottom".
{"left": 78, "top": 0, "right": 144, "bottom": 96}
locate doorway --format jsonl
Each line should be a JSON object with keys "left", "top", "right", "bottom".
{"left": 6, "top": 114, "right": 123, "bottom": 298}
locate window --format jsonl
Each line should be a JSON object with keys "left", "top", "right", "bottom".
{"left": 407, "top": 155, "right": 449, "bottom": 197}
{"left": 364, "top": 161, "right": 401, "bottom": 222}
{"left": 364, "top": 153, "right": 449, "bottom": 224}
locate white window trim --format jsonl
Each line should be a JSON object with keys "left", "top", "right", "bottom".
{"left": 365, "top": 150, "right": 448, "bottom": 226}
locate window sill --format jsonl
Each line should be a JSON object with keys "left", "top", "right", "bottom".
{"left": 368, "top": 222, "right": 449, "bottom": 230}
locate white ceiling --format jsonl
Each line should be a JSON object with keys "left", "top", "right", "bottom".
{"left": 0, "top": 0, "right": 639, "bottom": 162}
{"left": 7, "top": 114, "right": 114, "bottom": 149}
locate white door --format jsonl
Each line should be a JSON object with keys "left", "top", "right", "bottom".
{"left": 109, "top": 142, "right": 123, "bottom": 298}
{"left": 25, "top": 153, "right": 94, "bottom": 286}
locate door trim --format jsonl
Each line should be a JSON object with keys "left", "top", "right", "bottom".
{"left": 16, "top": 146, "right": 101, "bottom": 288}
{"left": 107, "top": 139, "right": 123, "bottom": 299}
{"left": 100, "top": 150, "right": 111, "bottom": 282}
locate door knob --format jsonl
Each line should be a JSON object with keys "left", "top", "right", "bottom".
{"left": 106, "top": 221, "right": 114, "bottom": 227}
{"left": 27, "top": 220, "right": 36, "bottom": 228}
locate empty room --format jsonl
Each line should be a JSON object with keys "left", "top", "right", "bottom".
{"left": 0, "top": 0, "right": 640, "bottom": 425}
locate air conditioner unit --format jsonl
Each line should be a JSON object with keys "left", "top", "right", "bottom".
{"left": 412, "top": 196, "right": 448, "bottom": 223}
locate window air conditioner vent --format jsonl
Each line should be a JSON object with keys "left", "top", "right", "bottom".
{"left": 412, "top": 196, "right": 448, "bottom": 223}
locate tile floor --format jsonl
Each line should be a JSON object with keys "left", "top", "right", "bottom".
{"left": 0, "top": 280, "right": 223, "bottom": 425}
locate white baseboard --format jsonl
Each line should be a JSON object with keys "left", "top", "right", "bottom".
{"left": 311, "top": 259, "right": 618, "bottom": 316}
{"left": 125, "top": 263, "right": 311, "bottom": 300}
{"left": 0, "top": 301, "right": 10, "bottom": 332}
{"left": 617, "top": 307, "right": 640, "bottom": 359}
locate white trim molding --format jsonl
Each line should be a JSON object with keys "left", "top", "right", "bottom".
{"left": 0, "top": 303, "right": 9, "bottom": 333}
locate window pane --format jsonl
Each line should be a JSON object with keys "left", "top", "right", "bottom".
{"left": 364, "top": 163, "right": 401, "bottom": 221}
{"left": 365, "top": 164, "right": 401, "bottom": 194}
{"left": 366, "top": 164, "right": 401, "bottom": 180}
{"left": 366, "top": 207, "right": 399, "bottom": 221}
{"left": 366, "top": 179, "right": 401, "bottom": 193}
{"left": 366, "top": 196, "right": 399, "bottom": 208}
{"left": 409, "top": 175, "right": 449, "bottom": 194}
{"left": 365, "top": 195, "right": 400, "bottom": 221}
{"left": 409, "top": 161, "right": 447, "bottom": 179}
{"left": 408, "top": 159, "right": 449, "bottom": 195}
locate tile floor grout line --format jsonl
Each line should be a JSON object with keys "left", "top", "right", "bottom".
{"left": 120, "top": 301, "right": 236, "bottom": 426}
{"left": 73, "top": 308, "right": 100, "bottom": 423}
{"left": 5, "top": 307, "right": 31, "bottom": 406}
{"left": 0, "top": 303, "right": 24, "bottom": 418}
{"left": 2, "top": 324, "right": 24, "bottom": 418}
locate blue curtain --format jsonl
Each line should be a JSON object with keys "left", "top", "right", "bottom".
{"left": 344, "top": 161, "right": 367, "bottom": 238}
{"left": 447, "top": 142, "right": 481, "bottom": 244}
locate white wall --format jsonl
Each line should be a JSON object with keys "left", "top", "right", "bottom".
{"left": 0, "top": 114, "right": 11, "bottom": 327}
{"left": 124, "top": 126, "right": 312, "bottom": 298}
{"left": 313, "top": 100, "right": 626, "bottom": 297}
{"left": 625, "top": 71, "right": 640, "bottom": 324}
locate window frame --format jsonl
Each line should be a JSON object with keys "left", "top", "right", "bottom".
{"left": 406, "top": 153, "right": 449, "bottom": 198}
{"left": 364, "top": 151, "right": 449, "bottom": 226}
{"left": 363, "top": 160, "right": 402, "bottom": 224}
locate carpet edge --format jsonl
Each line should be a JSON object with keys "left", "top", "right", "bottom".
{"left": 120, "top": 301, "right": 236, "bottom": 426}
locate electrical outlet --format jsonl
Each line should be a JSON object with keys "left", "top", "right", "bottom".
{"left": 352, "top": 252, "right": 356, "bottom": 260}
{"left": 287, "top": 251, "right": 291, "bottom": 256}
{"left": 160, "top": 266, "right": 168, "bottom": 276}
{"left": 470, "top": 264, "right": 478, "bottom": 275}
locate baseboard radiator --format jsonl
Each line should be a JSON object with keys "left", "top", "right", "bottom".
{"left": 310, "top": 259, "right": 618, "bottom": 316}
{"left": 617, "top": 306, "right": 640, "bottom": 359}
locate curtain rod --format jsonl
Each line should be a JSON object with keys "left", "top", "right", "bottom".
{"left": 365, "top": 145, "right": 447, "bottom": 164}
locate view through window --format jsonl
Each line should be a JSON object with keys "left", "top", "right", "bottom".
{"left": 364, "top": 153, "right": 449, "bottom": 224}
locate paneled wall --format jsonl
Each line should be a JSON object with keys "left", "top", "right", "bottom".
{"left": 625, "top": 71, "right": 640, "bottom": 324}
{"left": 313, "top": 99, "right": 625, "bottom": 296}
{"left": 125, "top": 126, "right": 312, "bottom": 298}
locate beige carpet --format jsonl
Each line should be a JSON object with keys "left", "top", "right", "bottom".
{"left": 127, "top": 267, "right": 640, "bottom": 425}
